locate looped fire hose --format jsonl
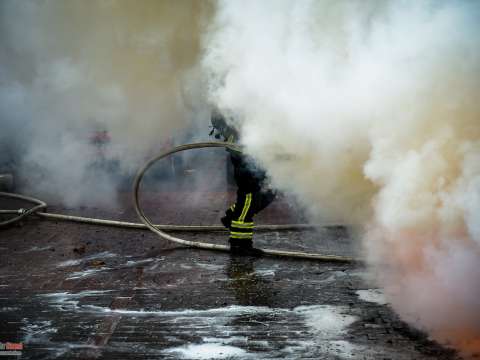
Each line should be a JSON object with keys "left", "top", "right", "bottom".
{"left": 0, "top": 192, "right": 46, "bottom": 227}
{"left": 0, "top": 142, "right": 355, "bottom": 262}
{"left": 133, "top": 142, "right": 355, "bottom": 262}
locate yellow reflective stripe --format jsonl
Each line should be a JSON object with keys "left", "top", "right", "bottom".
{"left": 230, "top": 204, "right": 236, "bottom": 211}
{"left": 231, "top": 221, "right": 254, "bottom": 229}
{"left": 227, "top": 135, "right": 235, "bottom": 142}
{"left": 231, "top": 226, "right": 254, "bottom": 231}
{"left": 239, "top": 193, "right": 252, "bottom": 222}
{"left": 231, "top": 221, "right": 253, "bottom": 225}
{"left": 230, "top": 234, "right": 253, "bottom": 239}
{"left": 230, "top": 231, "right": 253, "bottom": 236}
{"left": 230, "top": 228, "right": 253, "bottom": 236}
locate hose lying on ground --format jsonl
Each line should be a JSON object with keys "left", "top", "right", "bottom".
{"left": 0, "top": 192, "right": 47, "bottom": 227}
{"left": 133, "top": 142, "right": 355, "bottom": 262}
{"left": 0, "top": 192, "right": 325, "bottom": 232}
{"left": 0, "top": 142, "right": 355, "bottom": 263}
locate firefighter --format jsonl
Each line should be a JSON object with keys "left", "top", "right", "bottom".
{"left": 210, "top": 111, "right": 276, "bottom": 255}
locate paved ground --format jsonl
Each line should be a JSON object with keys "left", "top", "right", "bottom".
{"left": 0, "top": 170, "right": 462, "bottom": 359}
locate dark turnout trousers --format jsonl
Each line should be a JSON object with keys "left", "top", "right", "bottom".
{"left": 227, "top": 188, "right": 276, "bottom": 250}
{"left": 223, "top": 149, "right": 276, "bottom": 250}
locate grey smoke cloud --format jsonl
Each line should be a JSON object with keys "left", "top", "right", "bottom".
{"left": 1, "top": 0, "right": 479, "bottom": 354}
{"left": 0, "top": 0, "right": 212, "bottom": 206}
{"left": 203, "top": 0, "right": 480, "bottom": 354}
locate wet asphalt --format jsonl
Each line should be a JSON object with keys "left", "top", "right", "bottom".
{"left": 0, "top": 177, "right": 462, "bottom": 359}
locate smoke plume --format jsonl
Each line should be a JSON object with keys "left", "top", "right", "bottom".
{"left": 203, "top": 0, "right": 480, "bottom": 355}
{"left": 1, "top": 0, "right": 479, "bottom": 354}
{"left": 0, "top": 0, "right": 211, "bottom": 206}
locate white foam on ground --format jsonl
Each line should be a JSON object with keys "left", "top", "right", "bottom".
{"left": 294, "top": 305, "right": 357, "bottom": 337}
{"left": 147, "top": 257, "right": 165, "bottom": 270}
{"left": 44, "top": 342, "right": 100, "bottom": 359}
{"left": 202, "top": 337, "right": 249, "bottom": 346}
{"left": 163, "top": 343, "right": 248, "bottom": 359}
{"left": 356, "top": 289, "right": 387, "bottom": 305}
{"left": 125, "top": 258, "right": 156, "bottom": 266}
{"left": 41, "top": 290, "right": 112, "bottom": 311}
{"left": 195, "top": 262, "right": 224, "bottom": 271}
{"left": 66, "top": 267, "right": 110, "bottom": 280}
{"left": 57, "top": 259, "right": 82, "bottom": 267}
{"left": 42, "top": 290, "right": 112, "bottom": 298}
{"left": 41, "top": 298, "right": 364, "bottom": 358}
{"left": 21, "top": 319, "right": 57, "bottom": 344}
{"left": 294, "top": 305, "right": 362, "bottom": 359}
{"left": 42, "top": 293, "right": 80, "bottom": 310}
{"left": 85, "top": 305, "right": 277, "bottom": 317}
{"left": 22, "top": 245, "right": 53, "bottom": 253}
{"left": 255, "top": 269, "right": 275, "bottom": 277}
{"left": 281, "top": 340, "right": 316, "bottom": 355}
{"left": 1, "top": 307, "right": 19, "bottom": 312}
{"left": 327, "top": 340, "right": 360, "bottom": 359}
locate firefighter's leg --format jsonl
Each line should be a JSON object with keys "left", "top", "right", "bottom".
{"left": 229, "top": 192, "right": 256, "bottom": 252}
{"left": 252, "top": 189, "right": 277, "bottom": 215}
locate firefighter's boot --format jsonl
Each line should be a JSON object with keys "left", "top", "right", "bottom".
{"left": 229, "top": 238, "right": 263, "bottom": 256}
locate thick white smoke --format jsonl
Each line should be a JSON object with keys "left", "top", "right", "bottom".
{"left": 203, "top": 0, "right": 480, "bottom": 355}
{"left": 0, "top": 0, "right": 211, "bottom": 206}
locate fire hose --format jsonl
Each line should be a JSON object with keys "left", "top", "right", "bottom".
{"left": 0, "top": 142, "right": 355, "bottom": 262}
